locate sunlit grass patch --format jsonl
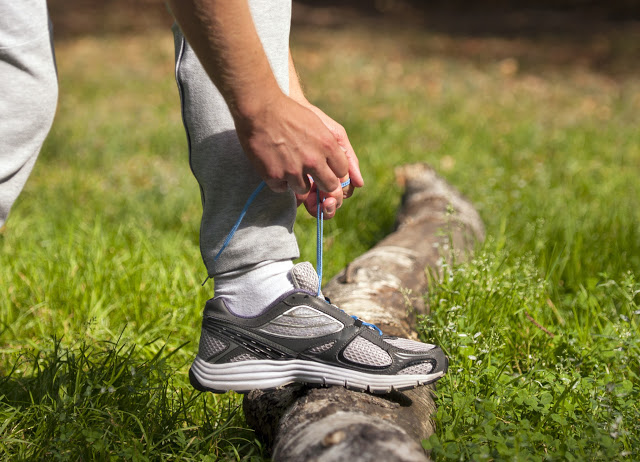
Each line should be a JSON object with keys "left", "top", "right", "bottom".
{"left": 0, "top": 335, "right": 262, "bottom": 460}
{"left": 422, "top": 242, "right": 640, "bottom": 459}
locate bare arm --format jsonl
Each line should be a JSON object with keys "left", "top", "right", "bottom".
{"left": 167, "top": 0, "right": 347, "bottom": 194}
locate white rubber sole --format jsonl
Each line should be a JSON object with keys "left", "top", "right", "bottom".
{"left": 190, "top": 356, "right": 445, "bottom": 394}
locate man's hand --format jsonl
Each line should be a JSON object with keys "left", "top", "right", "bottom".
{"left": 305, "top": 105, "right": 364, "bottom": 197}
{"left": 168, "top": 1, "right": 349, "bottom": 195}
{"left": 234, "top": 94, "right": 349, "bottom": 197}
{"left": 167, "top": 0, "right": 361, "bottom": 216}
{"left": 287, "top": 51, "right": 364, "bottom": 219}
{"left": 293, "top": 105, "right": 364, "bottom": 219}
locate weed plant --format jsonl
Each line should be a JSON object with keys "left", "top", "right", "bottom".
{"left": 1, "top": 22, "right": 639, "bottom": 461}
{"left": 422, "top": 247, "right": 639, "bottom": 459}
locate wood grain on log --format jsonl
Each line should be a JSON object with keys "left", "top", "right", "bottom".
{"left": 244, "top": 164, "right": 484, "bottom": 461}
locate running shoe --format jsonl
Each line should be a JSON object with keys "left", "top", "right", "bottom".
{"left": 189, "top": 262, "right": 448, "bottom": 394}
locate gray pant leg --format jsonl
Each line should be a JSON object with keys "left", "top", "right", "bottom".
{"left": 0, "top": 1, "right": 58, "bottom": 227}
{"left": 173, "top": 0, "right": 299, "bottom": 276}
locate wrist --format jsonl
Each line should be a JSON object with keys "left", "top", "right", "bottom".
{"left": 288, "top": 85, "right": 309, "bottom": 106}
{"left": 230, "top": 82, "right": 283, "bottom": 126}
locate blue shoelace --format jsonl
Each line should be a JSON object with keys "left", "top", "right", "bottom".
{"left": 214, "top": 178, "right": 382, "bottom": 336}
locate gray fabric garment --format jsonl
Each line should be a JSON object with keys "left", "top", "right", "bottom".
{"left": 0, "top": 0, "right": 58, "bottom": 227}
{"left": 173, "top": 0, "right": 299, "bottom": 276}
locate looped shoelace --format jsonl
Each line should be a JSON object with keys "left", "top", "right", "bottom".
{"left": 214, "top": 177, "right": 383, "bottom": 336}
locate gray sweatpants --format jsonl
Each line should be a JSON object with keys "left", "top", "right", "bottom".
{"left": 0, "top": 0, "right": 58, "bottom": 227}
{"left": 173, "top": 0, "right": 299, "bottom": 277}
{"left": 1, "top": 0, "right": 297, "bottom": 277}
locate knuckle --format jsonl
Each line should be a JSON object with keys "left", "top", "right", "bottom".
{"left": 319, "top": 134, "right": 336, "bottom": 152}
{"left": 303, "top": 155, "right": 319, "bottom": 172}
{"left": 264, "top": 163, "right": 285, "bottom": 180}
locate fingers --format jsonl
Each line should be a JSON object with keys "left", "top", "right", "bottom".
{"left": 321, "top": 197, "right": 337, "bottom": 219}
{"left": 265, "top": 179, "right": 289, "bottom": 193}
{"left": 299, "top": 182, "right": 339, "bottom": 219}
{"left": 314, "top": 186, "right": 344, "bottom": 220}
{"left": 341, "top": 174, "right": 355, "bottom": 199}
{"left": 295, "top": 186, "right": 310, "bottom": 207}
{"left": 302, "top": 195, "right": 337, "bottom": 219}
{"left": 286, "top": 172, "right": 311, "bottom": 195}
{"left": 345, "top": 147, "right": 364, "bottom": 189}
{"left": 326, "top": 183, "right": 344, "bottom": 211}
{"left": 307, "top": 105, "right": 364, "bottom": 190}
{"left": 311, "top": 143, "right": 348, "bottom": 193}
{"left": 336, "top": 131, "right": 364, "bottom": 190}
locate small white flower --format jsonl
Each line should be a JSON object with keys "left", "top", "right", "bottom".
{"left": 468, "top": 355, "right": 477, "bottom": 361}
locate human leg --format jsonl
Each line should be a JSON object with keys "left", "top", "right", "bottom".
{"left": 173, "top": 0, "right": 297, "bottom": 315}
{"left": 0, "top": 0, "right": 58, "bottom": 227}
{"left": 173, "top": 0, "right": 447, "bottom": 392}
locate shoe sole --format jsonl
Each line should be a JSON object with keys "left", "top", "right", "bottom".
{"left": 189, "top": 356, "right": 447, "bottom": 394}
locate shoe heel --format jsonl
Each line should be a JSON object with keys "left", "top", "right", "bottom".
{"left": 189, "top": 365, "right": 234, "bottom": 394}
{"left": 189, "top": 367, "right": 209, "bottom": 392}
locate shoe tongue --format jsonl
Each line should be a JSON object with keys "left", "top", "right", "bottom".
{"left": 290, "top": 262, "right": 321, "bottom": 295}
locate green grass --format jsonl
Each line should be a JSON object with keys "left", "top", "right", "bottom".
{"left": 1, "top": 23, "right": 640, "bottom": 460}
{"left": 422, "top": 247, "right": 639, "bottom": 459}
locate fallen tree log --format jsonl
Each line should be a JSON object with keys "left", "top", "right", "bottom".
{"left": 243, "top": 163, "right": 485, "bottom": 461}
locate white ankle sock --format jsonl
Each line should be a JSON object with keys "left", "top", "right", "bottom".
{"left": 213, "top": 260, "right": 295, "bottom": 317}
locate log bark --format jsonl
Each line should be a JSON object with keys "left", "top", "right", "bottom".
{"left": 243, "top": 163, "right": 485, "bottom": 461}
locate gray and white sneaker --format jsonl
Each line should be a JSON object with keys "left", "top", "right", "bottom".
{"left": 189, "top": 262, "right": 448, "bottom": 394}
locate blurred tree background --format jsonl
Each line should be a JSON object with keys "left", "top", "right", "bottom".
{"left": 49, "top": 0, "right": 640, "bottom": 38}
{"left": 48, "top": 0, "right": 640, "bottom": 77}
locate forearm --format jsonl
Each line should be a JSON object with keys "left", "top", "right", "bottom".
{"left": 168, "top": 0, "right": 349, "bottom": 197}
{"left": 167, "top": 0, "right": 281, "bottom": 120}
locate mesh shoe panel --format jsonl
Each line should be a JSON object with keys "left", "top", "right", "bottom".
{"left": 385, "top": 337, "right": 436, "bottom": 352}
{"left": 198, "top": 332, "right": 228, "bottom": 360}
{"left": 260, "top": 306, "right": 343, "bottom": 338}
{"left": 398, "top": 362, "right": 434, "bottom": 375}
{"left": 343, "top": 336, "right": 392, "bottom": 367}
{"left": 290, "top": 262, "right": 320, "bottom": 293}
